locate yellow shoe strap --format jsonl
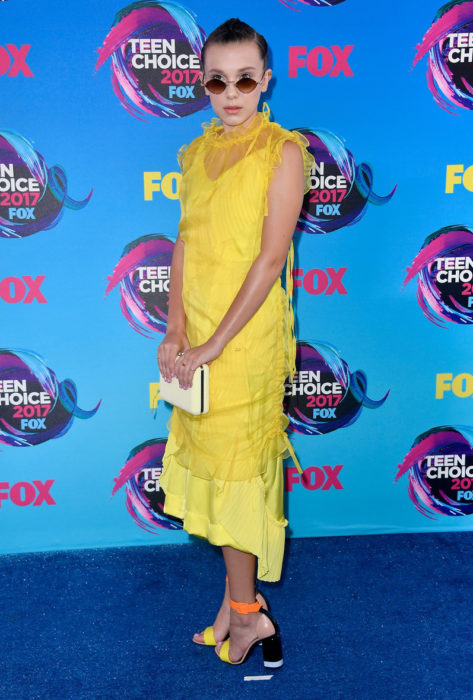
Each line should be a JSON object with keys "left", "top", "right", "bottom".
{"left": 203, "top": 626, "right": 216, "bottom": 645}
{"left": 218, "top": 639, "right": 233, "bottom": 664}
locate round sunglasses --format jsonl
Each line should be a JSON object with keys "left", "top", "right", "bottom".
{"left": 202, "top": 73, "right": 265, "bottom": 95}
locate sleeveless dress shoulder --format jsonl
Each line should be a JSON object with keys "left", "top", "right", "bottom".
{"left": 159, "top": 103, "right": 314, "bottom": 581}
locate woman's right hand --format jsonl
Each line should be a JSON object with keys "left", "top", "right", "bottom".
{"left": 157, "top": 329, "right": 190, "bottom": 382}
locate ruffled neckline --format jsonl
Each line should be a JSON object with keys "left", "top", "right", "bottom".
{"left": 201, "top": 102, "right": 271, "bottom": 147}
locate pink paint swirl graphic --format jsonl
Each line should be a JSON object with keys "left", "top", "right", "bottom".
{"left": 413, "top": 1, "right": 473, "bottom": 113}
{"left": 396, "top": 425, "right": 473, "bottom": 518}
{"left": 95, "top": 1, "right": 209, "bottom": 120}
{"left": 105, "top": 234, "right": 174, "bottom": 337}
{"left": 295, "top": 128, "right": 396, "bottom": 235}
{"left": 112, "top": 438, "right": 182, "bottom": 531}
{"left": 0, "top": 349, "right": 100, "bottom": 447}
{"left": 284, "top": 341, "right": 388, "bottom": 435}
{"left": 0, "top": 131, "right": 92, "bottom": 239}
{"left": 278, "top": 0, "right": 347, "bottom": 7}
{"left": 404, "top": 225, "right": 473, "bottom": 326}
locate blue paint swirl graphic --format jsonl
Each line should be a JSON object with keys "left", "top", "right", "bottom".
{"left": 413, "top": 1, "right": 473, "bottom": 114}
{"left": 112, "top": 438, "right": 183, "bottom": 532}
{"left": 284, "top": 341, "right": 388, "bottom": 435}
{"left": 96, "top": 1, "right": 209, "bottom": 120}
{"left": 105, "top": 234, "right": 174, "bottom": 336}
{"left": 0, "top": 131, "right": 92, "bottom": 239}
{"left": 396, "top": 425, "right": 473, "bottom": 518}
{"left": 0, "top": 349, "right": 100, "bottom": 447}
{"left": 404, "top": 225, "right": 473, "bottom": 327}
{"left": 294, "top": 128, "right": 396, "bottom": 235}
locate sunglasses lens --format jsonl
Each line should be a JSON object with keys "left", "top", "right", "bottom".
{"left": 204, "top": 78, "right": 226, "bottom": 94}
{"left": 235, "top": 77, "right": 258, "bottom": 93}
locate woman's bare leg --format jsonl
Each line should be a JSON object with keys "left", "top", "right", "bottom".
{"left": 194, "top": 547, "right": 255, "bottom": 645}
{"left": 223, "top": 545, "right": 256, "bottom": 601}
{"left": 193, "top": 547, "right": 268, "bottom": 644}
{"left": 219, "top": 545, "right": 269, "bottom": 662}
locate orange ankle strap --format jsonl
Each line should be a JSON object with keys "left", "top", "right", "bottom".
{"left": 229, "top": 598, "right": 262, "bottom": 614}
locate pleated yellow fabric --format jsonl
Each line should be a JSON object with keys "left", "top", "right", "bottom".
{"left": 160, "top": 103, "right": 314, "bottom": 581}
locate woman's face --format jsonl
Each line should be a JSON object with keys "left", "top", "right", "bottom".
{"left": 200, "top": 40, "right": 272, "bottom": 131}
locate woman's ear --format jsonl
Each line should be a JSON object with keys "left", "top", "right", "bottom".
{"left": 261, "top": 68, "right": 272, "bottom": 93}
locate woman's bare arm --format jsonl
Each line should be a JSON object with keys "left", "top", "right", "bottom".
{"left": 166, "top": 234, "right": 186, "bottom": 333}
{"left": 157, "top": 234, "right": 190, "bottom": 381}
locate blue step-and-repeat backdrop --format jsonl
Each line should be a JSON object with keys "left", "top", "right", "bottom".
{"left": 1, "top": 0, "right": 473, "bottom": 554}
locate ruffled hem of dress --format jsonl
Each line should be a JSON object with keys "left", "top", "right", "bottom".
{"left": 160, "top": 456, "right": 288, "bottom": 582}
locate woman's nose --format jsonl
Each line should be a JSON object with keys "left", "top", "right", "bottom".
{"left": 225, "top": 82, "right": 238, "bottom": 99}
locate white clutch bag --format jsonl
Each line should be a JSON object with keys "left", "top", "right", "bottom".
{"left": 159, "top": 363, "right": 209, "bottom": 415}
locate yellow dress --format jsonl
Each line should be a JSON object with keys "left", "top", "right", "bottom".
{"left": 159, "top": 103, "right": 314, "bottom": 581}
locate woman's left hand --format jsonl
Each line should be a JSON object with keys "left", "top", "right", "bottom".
{"left": 174, "top": 336, "right": 223, "bottom": 389}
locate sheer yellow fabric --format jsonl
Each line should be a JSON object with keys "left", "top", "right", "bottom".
{"left": 160, "top": 103, "right": 314, "bottom": 581}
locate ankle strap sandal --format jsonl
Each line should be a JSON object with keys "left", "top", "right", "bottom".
{"left": 193, "top": 579, "right": 269, "bottom": 647}
{"left": 217, "top": 599, "right": 283, "bottom": 668}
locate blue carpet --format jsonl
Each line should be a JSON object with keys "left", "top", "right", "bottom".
{"left": 1, "top": 533, "right": 471, "bottom": 699}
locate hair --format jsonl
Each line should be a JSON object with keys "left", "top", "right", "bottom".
{"left": 201, "top": 18, "right": 269, "bottom": 71}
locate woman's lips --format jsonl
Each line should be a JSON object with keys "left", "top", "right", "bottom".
{"left": 224, "top": 106, "right": 242, "bottom": 113}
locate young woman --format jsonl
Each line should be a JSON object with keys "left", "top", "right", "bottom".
{"left": 158, "top": 18, "right": 314, "bottom": 667}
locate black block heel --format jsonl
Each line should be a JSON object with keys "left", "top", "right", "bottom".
{"left": 260, "top": 609, "right": 283, "bottom": 668}
{"left": 261, "top": 633, "right": 283, "bottom": 668}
